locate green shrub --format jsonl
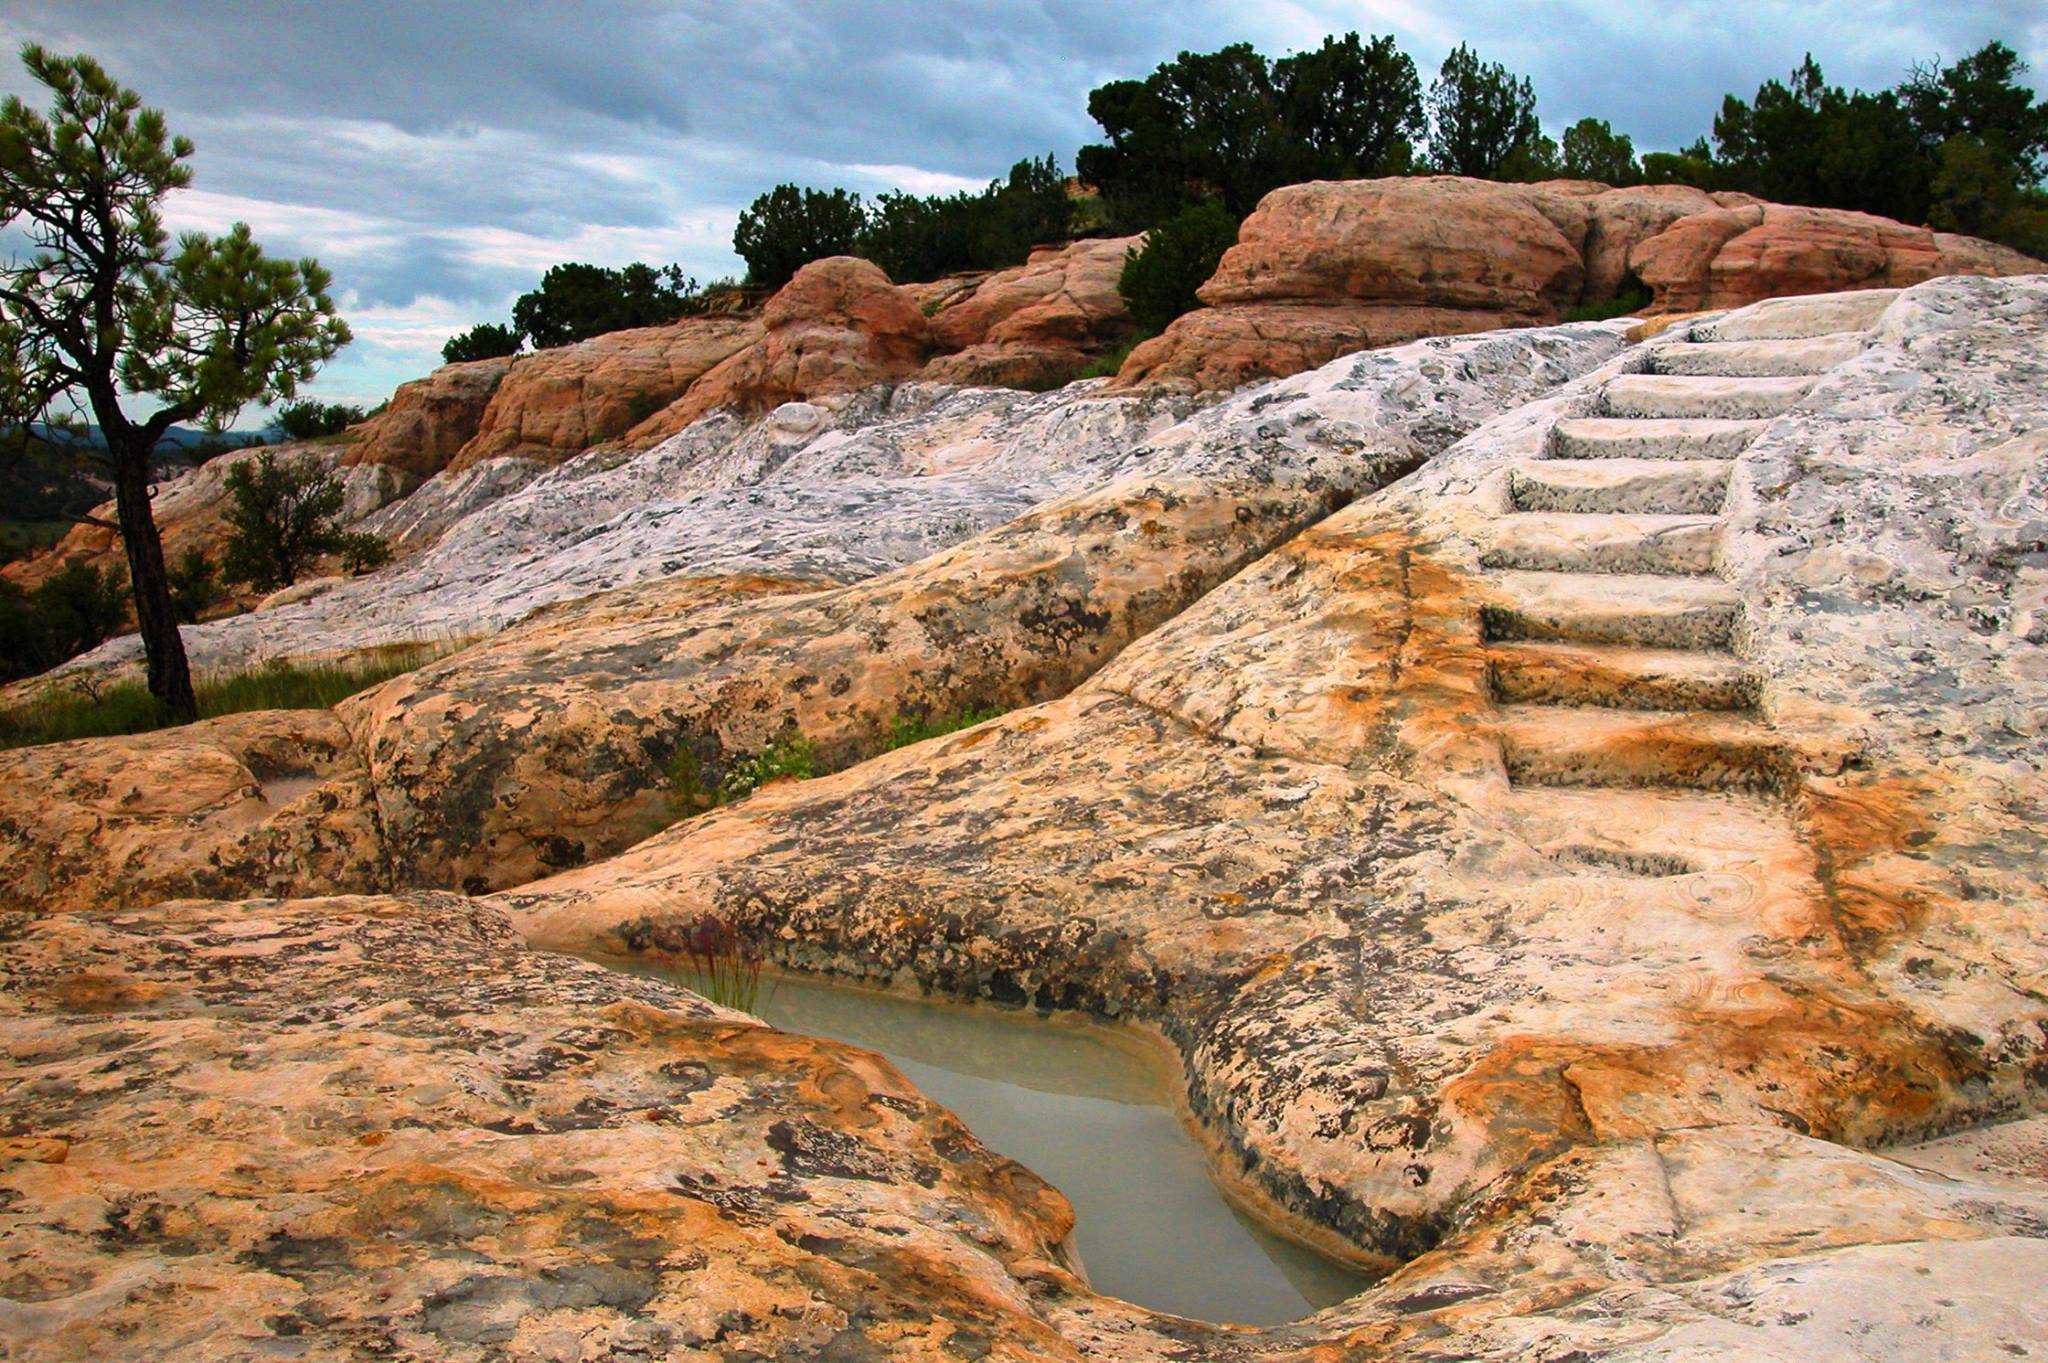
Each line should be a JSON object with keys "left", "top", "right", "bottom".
{"left": 1117, "top": 202, "right": 1239, "bottom": 334}
{"left": 271, "top": 399, "right": 366, "bottom": 443}
{"left": 1562, "top": 270, "right": 1653, "bottom": 323}
{"left": 337, "top": 532, "right": 392, "bottom": 575}
{"left": 168, "top": 547, "right": 221, "bottom": 623}
{"left": 441, "top": 322, "right": 523, "bottom": 364}
{"left": 887, "top": 706, "right": 1006, "bottom": 750}
{"left": 716, "top": 734, "right": 819, "bottom": 803}
{"left": 1077, "top": 333, "right": 1151, "bottom": 382}
{"left": 222, "top": 452, "right": 349, "bottom": 591}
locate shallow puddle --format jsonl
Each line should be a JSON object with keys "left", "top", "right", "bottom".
{"left": 619, "top": 962, "right": 1374, "bottom": 1324}
{"left": 257, "top": 774, "right": 325, "bottom": 806}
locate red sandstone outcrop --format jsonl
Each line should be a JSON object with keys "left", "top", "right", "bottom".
{"left": 1630, "top": 200, "right": 2044, "bottom": 311}
{"left": 920, "top": 237, "right": 1140, "bottom": 388}
{"left": 446, "top": 315, "right": 761, "bottom": 471}
{"left": 1115, "top": 175, "right": 2040, "bottom": 391}
{"left": 338, "top": 355, "right": 512, "bottom": 477}
{"left": 644, "top": 257, "right": 932, "bottom": 434}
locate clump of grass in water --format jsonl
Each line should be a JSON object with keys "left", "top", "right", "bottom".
{"left": 0, "top": 642, "right": 450, "bottom": 749}
{"left": 673, "top": 913, "right": 763, "bottom": 1013}
{"left": 886, "top": 705, "right": 1005, "bottom": 750}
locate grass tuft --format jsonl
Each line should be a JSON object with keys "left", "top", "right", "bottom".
{"left": 886, "top": 705, "right": 1005, "bottom": 750}
{"left": 0, "top": 643, "right": 448, "bottom": 750}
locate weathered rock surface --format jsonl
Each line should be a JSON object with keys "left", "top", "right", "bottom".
{"left": 340, "top": 355, "right": 513, "bottom": 478}
{"left": 446, "top": 316, "right": 761, "bottom": 472}
{"left": 0, "top": 708, "right": 386, "bottom": 913}
{"left": 649, "top": 257, "right": 932, "bottom": 433}
{"left": 503, "top": 276, "right": 2048, "bottom": 1291}
{"left": 921, "top": 237, "right": 1139, "bottom": 388}
{"left": 1632, "top": 199, "right": 2046, "bottom": 312}
{"left": 0, "top": 893, "right": 1112, "bottom": 1362}
{"left": 1116, "top": 176, "right": 2040, "bottom": 392}
{"left": 8, "top": 323, "right": 1622, "bottom": 903}
{"left": 7, "top": 279, "right": 2047, "bottom": 1362}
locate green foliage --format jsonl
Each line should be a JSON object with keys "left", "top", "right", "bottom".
{"left": 886, "top": 706, "right": 1006, "bottom": 750}
{"left": 1561, "top": 117, "right": 1641, "bottom": 184}
{"left": 0, "top": 643, "right": 444, "bottom": 748}
{"left": 1077, "top": 33, "right": 1422, "bottom": 231}
{"left": 167, "top": 546, "right": 220, "bottom": 623}
{"left": 512, "top": 261, "right": 705, "bottom": 349}
{"left": 1426, "top": 43, "right": 1543, "bottom": 179}
{"left": 271, "top": 398, "right": 365, "bottom": 443}
{"left": 336, "top": 531, "right": 391, "bottom": 575}
{"left": 1077, "top": 332, "right": 1151, "bottom": 381}
{"left": 221, "top": 451, "right": 348, "bottom": 591}
{"left": 1117, "top": 202, "right": 1240, "bottom": 334}
{"left": 441, "top": 322, "right": 522, "bottom": 364}
{"left": 0, "top": 44, "right": 349, "bottom": 718}
{"left": 0, "top": 519, "right": 64, "bottom": 564}
{"left": 716, "top": 734, "right": 818, "bottom": 803}
{"left": 1563, "top": 271, "right": 1653, "bottom": 322}
{"left": 0, "top": 561, "right": 127, "bottom": 680}
{"left": 860, "top": 155, "right": 1074, "bottom": 284}
{"left": 733, "top": 185, "right": 868, "bottom": 289}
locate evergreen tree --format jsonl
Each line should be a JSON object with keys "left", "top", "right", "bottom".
{"left": 0, "top": 46, "right": 349, "bottom": 717}
{"left": 1427, "top": 44, "right": 1543, "bottom": 179}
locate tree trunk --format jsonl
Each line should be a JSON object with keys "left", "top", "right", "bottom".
{"left": 108, "top": 437, "right": 197, "bottom": 722}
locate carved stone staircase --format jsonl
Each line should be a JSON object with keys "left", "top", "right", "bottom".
{"left": 1476, "top": 291, "right": 1895, "bottom": 881}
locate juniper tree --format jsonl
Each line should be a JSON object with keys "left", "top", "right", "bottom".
{"left": 0, "top": 45, "right": 349, "bottom": 718}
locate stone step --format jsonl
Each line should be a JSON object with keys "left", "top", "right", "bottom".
{"left": 1480, "top": 513, "right": 1720, "bottom": 576}
{"left": 1492, "top": 785, "right": 1801, "bottom": 882}
{"left": 1600, "top": 375, "right": 1813, "bottom": 421}
{"left": 1550, "top": 417, "right": 1767, "bottom": 462}
{"left": 1649, "top": 333, "right": 1863, "bottom": 378}
{"left": 1509, "top": 458, "right": 1732, "bottom": 516}
{"left": 1488, "top": 640, "right": 1759, "bottom": 711}
{"left": 1482, "top": 571, "right": 1743, "bottom": 650}
{"left": 1496, "top": 705, "right": 1796, "bottom": 795}
{"left": 1692, "top": 289, "right": 1899, "bottom": 342}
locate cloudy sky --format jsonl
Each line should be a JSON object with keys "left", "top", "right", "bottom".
{"left": 2, "top": 1, "right": 2040, "bottom": 421}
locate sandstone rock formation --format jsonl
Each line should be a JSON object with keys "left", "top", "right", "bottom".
{"left": 1116, "top": 176, "right": 2040, "bottom": 392}
{"left": 647, "top": 257, "right": 932, "bottom": 433}
{"left": 920, "top": 237, "right": 1140, "bottom": 388}
{"left": 4, "top": 323, "right": 1625, "bottom": 902}
{"left": 339, "top": 354, "right": 513, "bottom": 478}
{"left": 5, "top": 278, "right": 2046, "bottom": 1363}
{"left": 501, "top": 276, "right": 2048, "bottom": 1309}
{"left": 445, "top": 315, "right": 761, "bottom": 471}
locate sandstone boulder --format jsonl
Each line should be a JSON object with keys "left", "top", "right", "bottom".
{"left": 920, "top": 237, "right": 1140, "bottom": 388}
{"left": 1630, "top": 200, "right": 2044, "bottom": 311}
{"left": 649, "top": 257, "right": 931, "bottom": 431}
{"left": 1116, "top": 176, "right": 2039, "bottom": 392}
{"left": 339, "top": 355, "right": 513, "bottom": 477}
{"left": 446, "top": 315, "right": 760, "bottom": 472}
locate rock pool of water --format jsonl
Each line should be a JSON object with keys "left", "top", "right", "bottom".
{"left": 610, "top": 961, "right": 1373, "bottom": 1324}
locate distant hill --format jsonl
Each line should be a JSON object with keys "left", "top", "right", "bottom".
{"left": 1, "top": 424, "right": 271, "bottom": 564}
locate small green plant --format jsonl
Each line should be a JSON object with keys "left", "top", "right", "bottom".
{"left": 222, "top": 452, "right": 350, "bottom": 591}
{"left": 716, "top": 734, "right": 818, "bottom": 803}
{"left": 672, "top": 913, "right": 764, "bottom": 1013}
{"left": 886, "top": 705, "right": 1005, "bottom": 750}
{"left": 336, "top": 532, "right": 392, "bottom": 575}
{"left": 167, "top": 546, "right": 222, "bottom": 623}
{"left": 1563, "top": 271, "right": 1653, "bottom": 323}
{"left": 1077, "top": 333, "right": 1150, "bottom": 381}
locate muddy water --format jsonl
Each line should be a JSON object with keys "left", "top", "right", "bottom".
{"left": 686, "top": 968, "right": 1373, "bottom": 1324}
